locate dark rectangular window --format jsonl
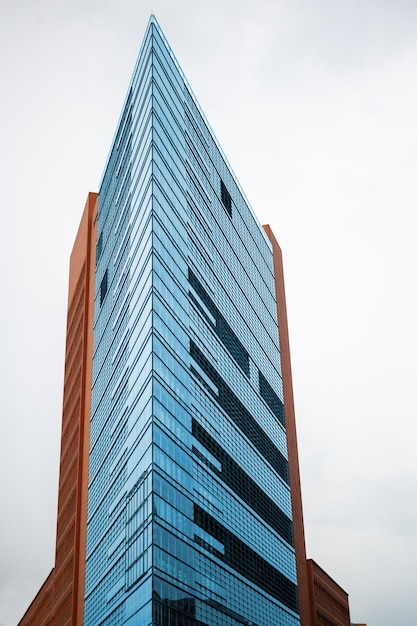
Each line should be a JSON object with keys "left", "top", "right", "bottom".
{"left": 100, "top": 269, "right": 108, "bottom": 305}
{"left": 259, "top": 371, "right": 286, "bottom": 426}
{"left": 220, "top": 179, "right": 232, "bottom": 217}
{"left": 96, "top": 231, "right": 103, "bottom": 265}
{"left": 188, "top": 269, "right": 249, "bottom": 376}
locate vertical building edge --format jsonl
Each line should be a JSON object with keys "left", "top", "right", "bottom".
{"left": 264, "top": 223, "right": 312, "bottom": 626}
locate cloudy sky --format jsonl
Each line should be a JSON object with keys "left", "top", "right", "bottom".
{"left": 1, "top": 1, "right": 416, "bottom": 624}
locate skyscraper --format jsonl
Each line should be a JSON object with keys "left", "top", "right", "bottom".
{"left": 19, "top": 16, "right": 311, "bottom": 626}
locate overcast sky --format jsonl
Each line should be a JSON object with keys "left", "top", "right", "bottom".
{"left": 1, "top": 1, "right": 416, "bottom": 625}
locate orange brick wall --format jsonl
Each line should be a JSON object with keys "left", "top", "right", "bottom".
{"left": 264, "top": 225, "right": 312, "bottom": 626}
{"left": 18, "top": 193, "right": 97, "bottom": 626}
{"left": 307, "top": 559, "right": 351, "bottom": 626}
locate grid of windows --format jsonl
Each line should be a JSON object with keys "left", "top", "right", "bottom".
{"left": 189, "top": 310, "right": 287, "bottom": 456}
{"left": 192, "top": 419, "right": 293, "bottom": 546}
{"left": 188, "top": 269, "right": 249, "bottom": 376}
{"left": 190, "top": 341, "right": 289, "bottom": 484}
{"left": 194, "top": 505, "right": 298, "bottom": 612}
{"left": 194, "top": 551, "right": 300, "bottom": 626}
{"left": 191, "top": 399, "right": 292, "bottom": 515}
{"left": 192, "top": 462, "right": 296, "bottom": 582}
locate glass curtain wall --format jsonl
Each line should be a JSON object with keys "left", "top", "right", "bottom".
{"left": 85, "top": 18, "right": 300, "bottom": 626}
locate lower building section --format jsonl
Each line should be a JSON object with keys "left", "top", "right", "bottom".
{"left": 307, "top": 559, "right": 351, "bottom": 626}
{"left": 18, "top": 570, "right": 55, "bottom": 626}
{"left": 84, "top": 375, "right": 301, "bottom": 626}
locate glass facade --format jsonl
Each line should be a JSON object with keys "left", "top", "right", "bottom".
{"left": 85, "top": 17, "right": 300, "bottom": 626}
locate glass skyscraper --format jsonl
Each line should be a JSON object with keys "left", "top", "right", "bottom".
{"left": 19, "top": 15, "right": 311, "bottom": 626}
{"left": 86, "top": 17, "right": 300, "bottom": 625}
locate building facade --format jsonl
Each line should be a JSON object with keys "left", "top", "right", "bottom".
{"left": 19, "top": 17, "right": 312, "bottom": 626}
{"left": 306, "top": 559, "right": 351, "bottom": 626}
{"left": 19, "top": 193, "right": 97, "bottom": 625}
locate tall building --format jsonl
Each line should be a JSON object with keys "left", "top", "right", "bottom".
{"left": 19, "top": 16, "right": 312, "bottom": 626}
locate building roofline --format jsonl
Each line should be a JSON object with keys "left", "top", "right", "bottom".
{"left": 307, "top": 558, "right": 349, "bottom": 595}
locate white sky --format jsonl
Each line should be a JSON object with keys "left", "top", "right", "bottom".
{"left": 1, "top": 1, "right": 416, "bottom": 625}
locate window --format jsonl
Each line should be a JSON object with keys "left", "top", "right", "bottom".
{"left": 220, "top": 179, "right": 232, "bottom": 217}
{"left": 100, "top": 269, "right": 108, "bottom": 305}
{"left": 259, "top": 372, "right": 285, "bottom": 426}
{"left": 96, "top": 231, "right": 103, "bottom": 264}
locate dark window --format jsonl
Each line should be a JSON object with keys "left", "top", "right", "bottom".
{"left": 259, "top": 371, "right": 286, "bottom": 426}
{"left": 96, "top": 231, "right": 103, "bottom": 264}
{"left": 100, "top": 269, "right": 108, "bottom": 305}
{"left": 220, "top": 179, "right": 232, "bottom": 217}
{"left": 188, "top": 269, "right": 249, "bottom": 376}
